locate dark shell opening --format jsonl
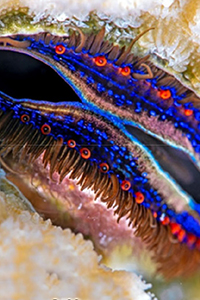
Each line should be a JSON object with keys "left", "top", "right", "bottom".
{"left": 0, "top": 50, "right": 81, "bottom": 103}
{"left": 125, "top": 125, "right": 200, "bottom": 204}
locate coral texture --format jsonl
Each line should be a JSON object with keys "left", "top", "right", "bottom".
{"left": 0, "top": 189, "right": 152, "bottom": 300}
{"left": 0, "top": 0, "right": 200, "bottom": 88}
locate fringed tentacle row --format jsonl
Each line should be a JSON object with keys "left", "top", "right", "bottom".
{"left": 1, "top": 110, "right": 200, "bottom": 278}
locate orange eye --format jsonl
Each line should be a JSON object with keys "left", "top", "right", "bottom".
{"left": 41, "top": 124, "right": 51, "bottom": 135}
{"left": 94, "top": 56, "right": 107, "bottom": 67}
{"left": 99, "top": 163, "right": 109, "bottom": 173}
{"left": 153, "top": 211, "right": 157, "bottom": 218}
{"left": 120, "top": 66, "right": 131, "bottom": 76}
{"left": 55, "top": 44, "right": 66, "bottom": 55}
{"left": 80, "top": 148, "right": 91, "bottom": 159}
{"left": 159, "top": 89, "right": 171, "bottom": 100}
{"left": 135, "top": 191, "right": 144, "bottom": 204}
{"left": 121, "top": 180, "right": 131, "bottom": 191}
{"left": 21, "top": 114, "right": 30, "bottom": 123}
{"left": 184, "top": 109, "right": 193, "bottom": 116}
{"left": 67, "top": 140, "right": 76, "bottom": 148}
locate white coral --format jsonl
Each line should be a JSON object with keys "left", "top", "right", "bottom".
{"left": 0, "top": 191, "right": 152, "bottom": 300}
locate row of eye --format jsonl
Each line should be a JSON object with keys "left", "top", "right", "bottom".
{"left": 22, "top": 115, "right": 198, "bottom": 246}
{"left": 159, "top": 90, "right": 193, "bottom": 116}
{"left": 21, "top": 112, "right": 197, "bottom": 244}
{"left": 65, "top": 124, "right": 195, "bottom": 242}
{"left": 92, "top": 58, "right": 193, "bottom": 117}
{"left": 66, "top": 140, "right": 145, "bottom": 203}
{"left": 159, "top": 215, "right": 200, "bottom": 247}
{"left": 55, "top": 45, "right": 171, "bottom": 101}
{"left": 22, "top": 114, "right": 187, "bottom": 231}
{"left": 55, "top": 45, "right": 194, "bottom": 117}
{"left": 20, "top": 113, "right": 145, "bottom": 203}
{"left": 55, "top": 44, "right": 131, "bottom": 76}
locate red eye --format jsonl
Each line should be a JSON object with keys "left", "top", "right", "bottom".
{"left": 135, "top": 191, "right": 144, "bottom": 204}
{"left": 41, "top": 124, "right": 51, "bottom": 135}
{"left": 159, "top": 89, "right": 171, "bottom": 100}
{"left": 161, "top": 216, "right": 170, "bottom": 225}
{"left": 21, "top": 114, "right": 30, "bottom": 123}
{"left": 187, "top": 233, "right": 196, "bottom": 247}
{"left": 177, "top": 229, "right": 186, "bottom": 242}
{"left": 99, "top": 163, "right": 109, "bottom": 173}
{"left": 196, "top": 238, "right": 200, "bottom": 250}
{"left": 121, "top": 180, "right": 131, "bottom": 191}
{"left": 94, "top": 56, "right": 107, "bottom": 67}
{"left": 184, "top": 109, "right": 193, "bottom": 116}
{"left": 120, "top": 66, "right": 131, "bottom": 76}
{"left": 170, "top": 222, "right": 181, "bottom": 235}
{"left": 80, "top": 148, "right": 91, "bottom": 159}
{"left": 67, "top": 140, "right": 76, "bottom": 148}
{"left": 55, "top": 44, "right": 66, "bottom": 55}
